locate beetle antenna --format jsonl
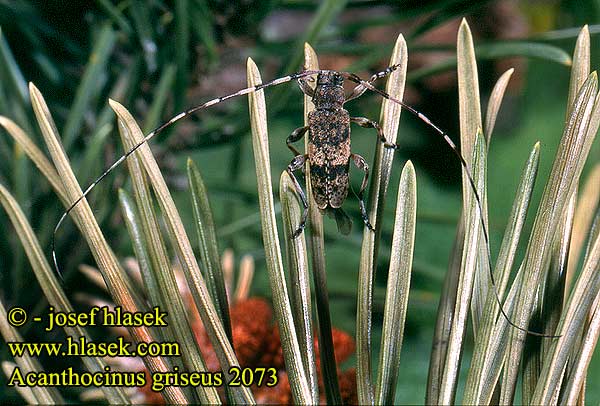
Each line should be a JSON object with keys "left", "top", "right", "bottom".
{"left": 51, "top": 69, "right": 328, "bottom": 279}
{"left": 343, "top": 71, "right": 560, "bottom": 339}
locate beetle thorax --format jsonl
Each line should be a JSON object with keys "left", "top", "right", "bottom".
{"left": 312, "top": 72, "right": 345, "bottom": 110}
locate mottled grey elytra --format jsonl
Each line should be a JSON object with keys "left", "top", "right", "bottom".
{"left": 285, "top": 70, "right": 401, "bottom": 237}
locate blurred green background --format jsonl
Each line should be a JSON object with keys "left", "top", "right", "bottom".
{"left": 0, "top": 0, "right": 598, "bottom": 403}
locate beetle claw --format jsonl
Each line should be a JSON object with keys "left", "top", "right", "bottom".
{"left": 364, "top": 219, "right": 375, "bottom": 232}
{"left": 358, "top": 198, "right": 375, "bottom": 232}
{"left": 292, "top": 224, "right": 305, "bottom": 239}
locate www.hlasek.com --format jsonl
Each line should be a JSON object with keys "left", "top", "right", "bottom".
{"left": 4, "top": 305, "right": 278, "bottom": 393}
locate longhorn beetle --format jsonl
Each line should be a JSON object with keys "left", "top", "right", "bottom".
{"left": 51, "top": 61, "right": 558, "bottom": 339}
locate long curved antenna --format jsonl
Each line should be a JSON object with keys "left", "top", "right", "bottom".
{"left": 51, "top": 69, "right": 326, "bottom": 278}
{"left": 342, "top": 72, "right": 560, "bottom": 339}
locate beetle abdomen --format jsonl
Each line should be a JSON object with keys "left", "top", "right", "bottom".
{"left": 307, "top": 108, "right": 351, "bottom": 209}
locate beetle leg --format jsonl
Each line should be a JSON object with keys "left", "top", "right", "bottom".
{"left": 350, "top": 116, "right": 399, "bottom": 150}
{"left": 286, "top": 154, "right": 309, "bottom": 238}
{"left": 286, "top": 126, "right": 309, "bottom": 156}
{"left": 351, "top": 153, "right": 375, "bottom": 232}
{"left": 297, "top": 78, "right": 315, "bottom": 97}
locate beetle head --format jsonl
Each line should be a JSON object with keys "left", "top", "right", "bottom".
{"left": 312, "top": 71, "right": 345, "bottom": 109}
{"left": 316, "top": 71, "right": 344, "bottom": 87}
